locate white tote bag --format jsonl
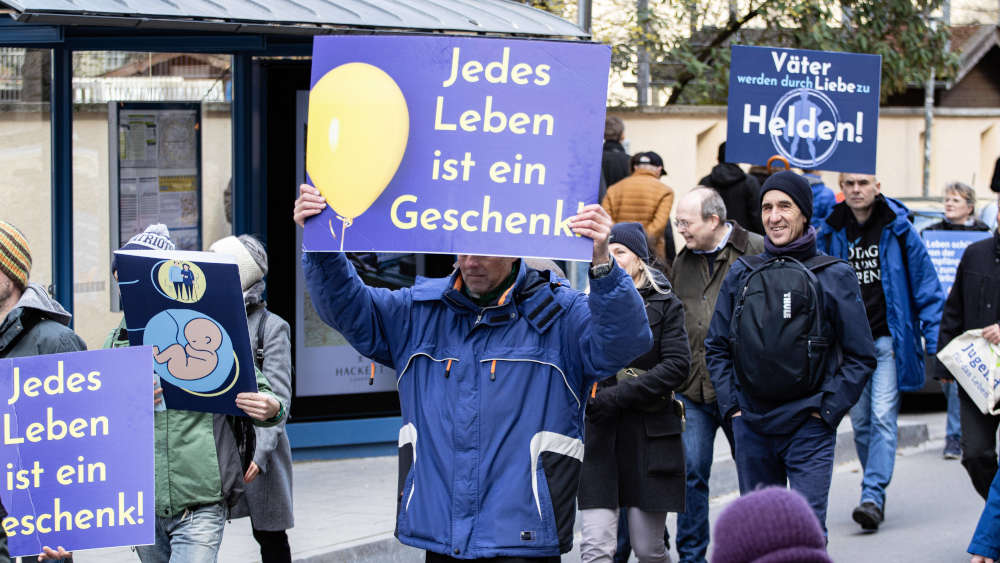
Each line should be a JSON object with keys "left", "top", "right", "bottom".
{"left": 938, "top": 329, "right": 1000, "bottom": 415}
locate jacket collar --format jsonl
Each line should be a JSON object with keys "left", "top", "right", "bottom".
{"left": 821, "top": 195, "right": 912, "bottom": 238}
{"left": 411, "top": 259, "right": 569, "bottom": 333}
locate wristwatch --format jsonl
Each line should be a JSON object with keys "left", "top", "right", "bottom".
{"left": 589, "top": 259, "right": 614, "bottom": 279}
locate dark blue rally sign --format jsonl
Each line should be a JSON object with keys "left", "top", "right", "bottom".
{"left": 726, "top": 45, "right": 881, "bottom": 174}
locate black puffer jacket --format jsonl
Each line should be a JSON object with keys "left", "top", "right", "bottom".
{"left": 578, "top": 271, "right": 690, "bottom": 512}
{"left": 700, "top": 163, "right": 764, "bottom": 235}
{"left": 938, "top": 231, "right": 1000, "bottom": 376}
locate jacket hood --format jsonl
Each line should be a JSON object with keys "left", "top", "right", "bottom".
{"left": 11, "top": 282, "right": 72, "bottom": 326}
{"left": 708, "top": 163, "right": 747, "bottom": 188}
{"left": 820, "top": 195, "right": 911, "bottom": 237}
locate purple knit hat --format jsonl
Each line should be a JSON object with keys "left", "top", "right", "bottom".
{"left": 710, "top": 487, "right": 832, "bottom": 563}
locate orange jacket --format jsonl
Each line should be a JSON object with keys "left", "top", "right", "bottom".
{"left": 601, "top": 169, "right": 675, "bottom": 261}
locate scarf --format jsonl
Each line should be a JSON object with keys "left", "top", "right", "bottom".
{"left": 764, "top": 225, "right": 819, "bottom": 261}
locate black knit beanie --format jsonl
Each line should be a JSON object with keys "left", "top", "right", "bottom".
{"left": 761, "top": 170, "right": 813, "bottom": 222}
{"left": 609, "top": 222, "right": 650, "bottom": 262}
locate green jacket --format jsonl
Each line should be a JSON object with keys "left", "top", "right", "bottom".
{"left": 670, "top": 222, "right": 764, "bottom": 404}
{"left": 105, "top": 320, "right": 285, "bottom": 518}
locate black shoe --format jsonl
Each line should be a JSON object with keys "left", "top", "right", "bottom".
{"left": 852, "top": 502, "right": 884, "bottom": 531}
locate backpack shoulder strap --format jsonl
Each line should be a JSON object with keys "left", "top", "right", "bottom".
{"left": 254, "top": 308, "right": 269, "bottom": 370}
{"left": 738, "top": 254, "right": 768, "bottom": 271}
{"left": 803, "top": 255, "right": 843, "bottom": 272}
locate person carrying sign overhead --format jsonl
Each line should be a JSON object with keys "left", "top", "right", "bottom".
{"left": 294, "top": 184, "right": 651, "bottom": 561}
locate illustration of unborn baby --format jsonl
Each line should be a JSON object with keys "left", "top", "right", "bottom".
{"left": 152, "top": 318, "right": 223, "bottom": 380}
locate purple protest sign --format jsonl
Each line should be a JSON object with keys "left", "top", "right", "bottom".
{"left": 0, "top": 347, "right": 154, "bottom": 556}
{"left": 304, "top": 36, "right": 611, "bottom": 261}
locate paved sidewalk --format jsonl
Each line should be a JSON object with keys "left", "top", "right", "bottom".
{"left": 80, "top": 411, "right": 945, "bottom": 562}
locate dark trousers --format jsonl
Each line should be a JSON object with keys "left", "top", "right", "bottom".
{"left": 732, "top": 415, "right": 836, "bottom": 532}
{"left": 172, "top": 281, "right": 184, "bottom": 297}
{"left": 426, "top": 553, "right": 558, "bottom": 562}
{"left": 959, "top": 386, "right": 1000, "bottom": 500}
{"left": 252, "top": 528, "right": 291, "bottom": 563}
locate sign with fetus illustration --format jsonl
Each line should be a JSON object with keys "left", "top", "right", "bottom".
{"left": 113, "top": 249, "right": 258, "bottom": 416}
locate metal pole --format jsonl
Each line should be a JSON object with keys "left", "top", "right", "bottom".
{"left": 577, "top": 0, "right": 592, "bottom": 33}
{"left": 51, "top": 46, "right": 74, "bottom": 319}
{"left": 922, "top": 66, "right": 934, "bottom": 198}
{"left": 636, "top": 0, "right": 649, "bottom": 107}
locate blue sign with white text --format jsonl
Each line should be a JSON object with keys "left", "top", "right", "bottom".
{"left": 726, "top": 45, "right": 881, "bottom": 174}
{"left": 0, "top": 348, "right": 154, "bottom": 557}
{"left": 922, "top": 229, "right": 993, "bottom": 294}
{"left": 303, "top": 36, "right": 611, "bottom": 260}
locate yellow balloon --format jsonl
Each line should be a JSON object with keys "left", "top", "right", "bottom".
{"left": 306, "top": 63, "right": 409, "bottom": 221}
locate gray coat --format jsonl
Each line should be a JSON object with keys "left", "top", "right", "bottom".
{"left": 237, "top": 301, "right": 294, "bottom": 531}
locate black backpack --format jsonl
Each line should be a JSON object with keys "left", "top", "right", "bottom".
{"left": 729, "top": 254, "right": 841, "bottom": 403}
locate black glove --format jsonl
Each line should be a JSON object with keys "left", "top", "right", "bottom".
{"left": 586, "top": 390, "right": 619, "bottom": 425}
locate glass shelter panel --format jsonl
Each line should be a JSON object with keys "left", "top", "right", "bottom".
{"left": 70, "top": 51, "right": 233, "bottom": 349}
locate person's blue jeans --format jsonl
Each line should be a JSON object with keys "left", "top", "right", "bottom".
{"left": 943, "top": 379, "right": 961, "bottom": 443}
{"left": 732, "top": 415, "right": 837, "bottom": 532}
{"left": 849, "top": 335, "right": 900, "bottom": 510}
{"left": 135, "top": 502, "right": 227, "bottom": 563}
{"left": 676, "top": 396, "right": 733, "bottom": 563}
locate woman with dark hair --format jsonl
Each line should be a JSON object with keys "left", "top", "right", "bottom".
{"left": 579, "top": 222, "right": 690, "bottom": 563}
{"left": 181, "top": 263, "right": 195, "bottom": 300}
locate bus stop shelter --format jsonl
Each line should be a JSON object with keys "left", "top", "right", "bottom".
{"left": 0, "top": 0, "right": 588, "bottom": 457}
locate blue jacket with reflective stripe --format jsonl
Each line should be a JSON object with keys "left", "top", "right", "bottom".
{"left": 817, "top": 196, "right": 946, "bottom": 391}
{"left": 303, "top": 252, "right": 651, "bottom": 558}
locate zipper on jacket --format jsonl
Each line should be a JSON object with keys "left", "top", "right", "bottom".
{"left": 445, "top": 359, "right": 453, "bottom": 378}
{"left": 397, "top": 352, "right": 459, "bottom": 386}
{"left": 490, "top": 360, "right": 497, "bottom": 381}
{"left": 369, "top": 362, "right": 375, "bottom": 385}
{"left": 480, "top": 358, "right": 581, "bottom": 408}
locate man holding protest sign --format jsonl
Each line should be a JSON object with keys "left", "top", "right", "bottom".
{"left": 295, "top": 183, "right": 651, "bottom": 561}
{"left": 818, "top": 173, "right": 945, "bottom": 532}
{"left": 107, "top": 225, "right": 286, "bottom": 563}
{"left": 938, "top": 195, "right": 1000, "bottom": 501}
{"left": 0, "top": 221, "right": 87, "bottom": 561}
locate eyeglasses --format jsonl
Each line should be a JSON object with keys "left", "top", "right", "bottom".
{"left": 675, "top": 219, "right": 692, "bottom": 230}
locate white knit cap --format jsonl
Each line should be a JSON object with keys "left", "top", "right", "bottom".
{"left": 209, "top": 235, "right": 264, "bottom": 291}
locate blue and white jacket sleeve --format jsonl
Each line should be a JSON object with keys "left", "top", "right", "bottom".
{"left": 302, "top": 252, "right": 411, "bottom": 368}
{"left": 564, "top": 262, "right": 652, "bottom": 386}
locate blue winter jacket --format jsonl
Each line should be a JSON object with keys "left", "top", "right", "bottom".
{"left": 705, "top": 244, "right": 876, "bottom": 435}
{"left": 817, "top": 196, "right": 946, "bottom": 391}
{"left": 804, "top": 173, "right": 836, "bottom": 228}
{"left": 303, "top": 252, "right": 651, "bottom": 558}
{"left": 970, "top": 468, "right": 1000, "bottom": 560}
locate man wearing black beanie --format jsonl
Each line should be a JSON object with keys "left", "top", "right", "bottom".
{"left": 705, "top": 170, "right": 876, "bottom": 533}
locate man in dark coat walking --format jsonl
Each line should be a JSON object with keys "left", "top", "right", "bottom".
{"left": 0, "top": 221, "right": 87, "bottom": 561}
{"left": 705, "top": 172, "right": 875, "bottom": 533}
{"left": 699, "top": 142, "right": 764, "bottom": 236}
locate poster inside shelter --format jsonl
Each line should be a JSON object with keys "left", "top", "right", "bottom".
{"left": 114, "top": 249, "right": 258, "bottom": 416}
{"left": 303, "top": 36, "right": 611, "bottom": 260}
{"left": 726, "top": 45, "right": 881, "bottom": 174}
{"left": 0, "top": 348, "right": 154, "bottom": 556}
{"left": 114, "top": 104, "right": 202, "bottom": 251}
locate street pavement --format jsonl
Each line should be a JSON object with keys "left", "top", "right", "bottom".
{"left": 76, "top": 410, "right": 983, "bottom": 562}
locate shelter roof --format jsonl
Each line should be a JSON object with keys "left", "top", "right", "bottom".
{"left": 0, "top": 0, "right": 586, "bottom": 38}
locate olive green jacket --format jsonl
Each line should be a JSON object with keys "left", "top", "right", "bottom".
{"left": 670, "top": 222, "right": 764, "bottom": 404}
{"left": 105, "top": 320, "right": 285, "bottom": 518}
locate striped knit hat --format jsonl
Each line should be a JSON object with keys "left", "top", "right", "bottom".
{"left": 0, "top": 222, "right": 31, "bottom": 291}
